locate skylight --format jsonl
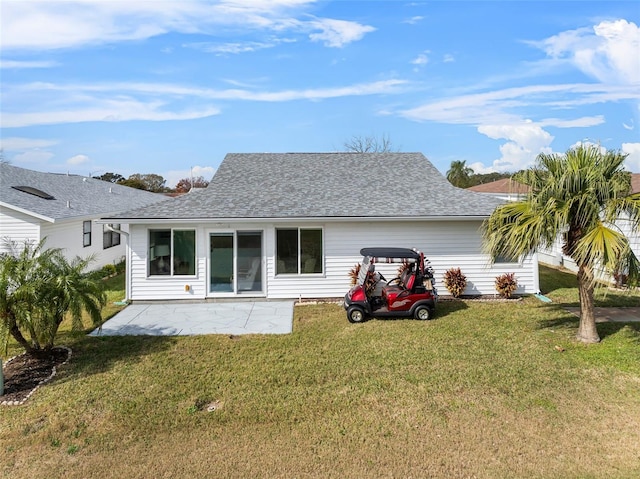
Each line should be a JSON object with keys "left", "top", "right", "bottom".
{"left": 11, "top": 185, "right": 55, "bottom": 200}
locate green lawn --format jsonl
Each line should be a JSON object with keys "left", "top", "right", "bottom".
{"left": 2, "top": 265, "right": 640, "bottom": 478}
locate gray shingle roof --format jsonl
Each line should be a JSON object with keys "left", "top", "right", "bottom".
{"left": 1, "top": 163, "right": 169, "bottom": 222}
{"left": 105, "top": 153, "right": 503, "bottom": 220}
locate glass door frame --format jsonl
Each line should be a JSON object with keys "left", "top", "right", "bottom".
{"left": 207, "top": 229, "right": 265, "bottom": 297}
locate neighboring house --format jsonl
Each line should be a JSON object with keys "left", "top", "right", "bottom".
{"left": 469, "top": 175, "right": 640, "bottom": 274}
{"left": 102, "top": 153, "right": 539, "bottom": 301}
{"left": 467, "top": 178, "right": 530, "bottom": 201}
{"left": 0, "top": 163, "right": 168, "bottom": 269}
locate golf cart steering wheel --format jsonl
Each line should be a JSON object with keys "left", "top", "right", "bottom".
{"left": 378, "top": 273, "right": 387, "bottom": 282}
{"left": 386, "top": 277, "right": 402, "bottom": 286}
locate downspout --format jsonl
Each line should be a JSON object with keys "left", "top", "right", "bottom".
{"left": 105, "top": 224, "right": 131, "bottom": 301}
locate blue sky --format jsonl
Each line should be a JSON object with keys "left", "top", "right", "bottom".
{"left": 1, "top": 0, "right": 639, "bottom": 189}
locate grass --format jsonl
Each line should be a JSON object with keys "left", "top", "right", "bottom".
{"left": 2, "top": 267, "right": 640, "bottom": 478}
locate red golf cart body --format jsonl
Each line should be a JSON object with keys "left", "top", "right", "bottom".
{"left": 343, "top": 247, "right": 437, "bottom": 323}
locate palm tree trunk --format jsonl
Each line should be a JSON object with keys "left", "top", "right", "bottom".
{"left": 576, "top": 264, "right": 600, "bottom": 343}
{"left": 10, "top": 322, "right": 34, "bottom": 354}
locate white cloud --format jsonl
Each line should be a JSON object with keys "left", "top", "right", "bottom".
{"left": 477, "top": 122, "right": 554, "bottom": 172}
{"left": 404, "top": 16, "right": 424, "bottom": 25}
{"left": 0, "top": 60, "right": 59, "bottom": 69}
{"left": 165, "top": 165, "right": 216, "bottom": 190}
{"left": 11, "top": 149, "right": 55, "bottom": 165}
{"left": 308, "top": 18, "right": 375, "bottom": 48}
{"left": 530, "top": 19, "right": 640, "bottom": 85}
{"left": 1, "top": 0, "right": 374, "bottom": 51}
{"left": 622, "top": 142, "right": 640, "bottom": 172}
{"left": 623, "top": 119, "right": 635, "bottom": 130}
{"left": 411, "top": 51, "right": 429, "bottom": 66}
{"left": 2, "top": 98, "right": 221, "bottom": 128}
{"left": 443, "top": 54, "right": 455, "bottom": 63}
{"left": 0, "top": 137, "right": 58, "bottom": 150}
{"left": 67, "top": 154, "right": 90, "bottom": 166}
{"left": 1, "top": 79, "right": 407, "bottom": 128}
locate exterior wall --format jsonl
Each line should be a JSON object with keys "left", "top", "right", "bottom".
{"left": 0, "top": 206, "right": 41, "bottom": 253}
{"left": 40, "top": 220, "right": 128, "bottom": 270}
{"left": 0, "top": 206, "right": 127, "bottom": 269}
{"left": 127, "top": 219, "right": 538, "bottom": 301}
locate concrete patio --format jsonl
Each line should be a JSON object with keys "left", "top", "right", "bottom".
{"left": 90, "top": 301, "right": 295, "bottom": 336}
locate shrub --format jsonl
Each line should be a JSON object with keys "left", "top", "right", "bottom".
{"left": 443, "top": 267, "right": 466, "bottom": 298}
{"left": 101, "top": 263, "right": 117, "bottom": 277}
{"left": 348, "top": 263, "right": 361, "bottom": 285}
{"left": 495, "top": 272, "right": 518, "bottom": 298}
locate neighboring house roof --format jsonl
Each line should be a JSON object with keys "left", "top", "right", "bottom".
{"left": 469, "top": 174, "right": 640, "bottom": 195}
{"left": 0, "top": 163, "right": 169, "bottom": 222}
{"left": 631, "top": 173, "right": 640, "bottom": 194}
{"left": 467, "top": 178, "right": 530, "bottom": 195}
{"left": 106, "top": 152, "right": 503, "bottom": 221}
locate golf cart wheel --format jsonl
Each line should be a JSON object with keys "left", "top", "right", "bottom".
{"left": 414, "top": 305, "right": 432, "bottom": 321}
{"left": 347, "top": 306, "right": 366, "bottom": 323}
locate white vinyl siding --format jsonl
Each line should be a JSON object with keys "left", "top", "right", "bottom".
{"left": 127, "top": 219, "right": 538, "bottom": 301}
{"left": 0, "top": 206, "right": 41, "bottom": 253}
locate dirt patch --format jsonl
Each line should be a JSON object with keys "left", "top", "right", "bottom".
{"left": 1, "top": 347, "right": 71, "bottom": 406}
{"left": 564, "top": 307, "right": 640, "bottom": 322}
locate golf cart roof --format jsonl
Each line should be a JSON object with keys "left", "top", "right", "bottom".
{"left": 359, "top": 248, "right": 421, "bottom": 260}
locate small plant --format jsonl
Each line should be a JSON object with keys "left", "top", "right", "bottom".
{"left": 101, "top": 263, "right": 117, "bottom": 278}
{"left": 495, "top": 272, "right": 518, "bottom": 298}
{"left": 443, "top": 267, "right": 466, "bottom": 298}
{"left": 348, "top": 263, "right": 361, "bottom": 285}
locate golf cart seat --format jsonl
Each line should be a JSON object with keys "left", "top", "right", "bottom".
{"left": 382, "top": 266, "right": 416, "bottom": 302}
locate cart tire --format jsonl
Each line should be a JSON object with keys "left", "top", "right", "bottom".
{"left": 347, "top": 306, "right": 366, "bottom": 323}
{"left": 414, "top": 305, "right": 432, "bottom": 321}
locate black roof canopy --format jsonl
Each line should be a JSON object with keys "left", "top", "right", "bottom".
{"left": 360, "top": 247, "right": 421, "bottom": 260}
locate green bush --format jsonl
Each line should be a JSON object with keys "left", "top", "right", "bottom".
{"left": 101, "top": 263, "right": 117, "bottom": 277}
{"left": 443, "top": 267, "right": 466, "bottom": 298}
{"left": 495, "top": 272, "right": 518, "bottom": 298}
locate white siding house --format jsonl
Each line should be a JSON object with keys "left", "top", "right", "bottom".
{"left": 0, "top": 163, "right": 168, "bottom": 269}
{"left": 104, "top": 153, "right": 539, "bottom": 302}
{"left": 469, "top": 174, "right": 640, "bottom": 276}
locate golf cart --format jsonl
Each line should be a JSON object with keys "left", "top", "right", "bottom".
{"left": 343, "top": 247, "right": 437, "bottom": 323}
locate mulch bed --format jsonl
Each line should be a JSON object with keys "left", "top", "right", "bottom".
{"left": 1, "top": 347, "right": 71, "bottom": 406}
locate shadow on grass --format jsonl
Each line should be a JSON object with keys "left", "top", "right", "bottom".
{"left": 535, "top": 303, "right": 640, "bottom": 341}
{"left": 54, "top": 331, "right": 176, "bottom": 384}
{"left": 597, "top": 322, "right": 640, "bottom": 341}
{"left": 434, "top": 299, "right": 470, "bottom": 315}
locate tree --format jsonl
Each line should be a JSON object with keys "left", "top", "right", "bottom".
{"left": 483, "top": 144, "right": 640, "bottom": 343}
{"left": 446, "top": 160, "right": 474, "bottom": 187}
{"left": 343, "top": 134, "right": 397, "bottom": 153}
{"left": 120, "top": 173, "right": 167, "bottom": 192}
{"left": 95, "top": 172, "right": 124, "bottom": 183}
{"left": 0, "top": 240, "right": 106, "bottom": 357}
{"left": 174, "top": 176, "right": 210, "bottom": 193}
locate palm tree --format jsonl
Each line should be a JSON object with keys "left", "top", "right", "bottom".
{"left": 446, "top": 160, "right": 474, "bottom": 187}
{"left": 0, "top": 240, "right": 106, "bottom": 357}
{"left": 483, "top": 144, "right": 640, "bottom": 343}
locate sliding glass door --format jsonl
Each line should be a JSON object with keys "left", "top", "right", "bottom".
{"left": 209, "top": 231, "right": 263, "bottom": 295}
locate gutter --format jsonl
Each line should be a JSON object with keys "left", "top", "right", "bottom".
{"left": 96, "top": 215, "right": 494, "bottom": 225}
{"left": 105, "top": 223, "right": 129, "bottom": 236}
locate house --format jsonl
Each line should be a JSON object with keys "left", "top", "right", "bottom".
{"left": 0, "top": 163, "right": 168, "bottom": 269}
{"left": 467, "top": 178, "right": 530, "bottom": 201}
{"left": 101, "top": 153, "right": 539, "bottom": 301}
{"left": 469, "top": 175, "right": 640, "bottom": 274}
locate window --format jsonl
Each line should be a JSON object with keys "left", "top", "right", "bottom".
{"left": 149, "top": 229, "right": 196, "bottom": 276}
{"left": 276, "top": 228, "right": 323, "bottom": 275}
{"left": 83, "top": 221, "right": 92, "bottom": 247}
{"left": 494, "top": 253, "right": 520, "bottom": 264}
{"left": 103, "top": 224, "right": 121, "bottom": 249}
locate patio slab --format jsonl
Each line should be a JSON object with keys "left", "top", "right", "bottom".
{"left": 90, "top": 301, "right": 295, "bottom": 336}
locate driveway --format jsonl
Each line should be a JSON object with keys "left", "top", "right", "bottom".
{"left": 91, "top": 301, "right": 295, "bottom": 336}
{"left": 565, "top": 307, "right": 640, "bottom": 323}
